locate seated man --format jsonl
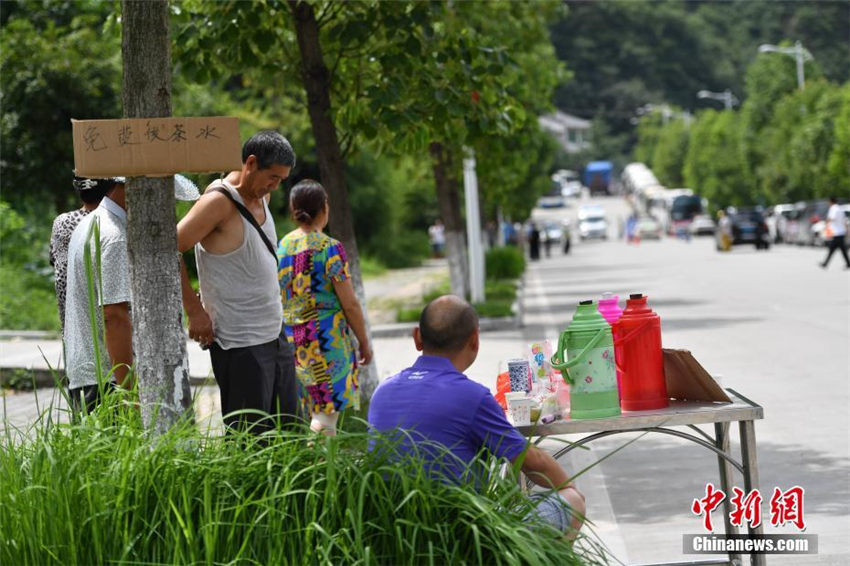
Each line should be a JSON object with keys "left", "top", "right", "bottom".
{"left": 368, "top": 295, "right": 585, "bottom": 537}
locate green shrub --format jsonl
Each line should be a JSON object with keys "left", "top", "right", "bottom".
{"left": 485, "top": 279, "right": 519, "bottom": 302}
{"left": 396, "top": 307, "right": 422, "bottom": 323}
{"left": 373, "top": 230, "right": 431, "bottom": 269}
{"left": 0, "top": 402, "right": 601, "bottom": 565}
{"left": 473, "top": 300, "right": 514, "bottom": 318}
{"left": 486, "top": 246, "right": 526, "bottom": 280}
{"left": 0, "top": 265, "right": 60, "bottom": 332}
{"left": 358, "top": 255, "right": 388, "bottom": 278}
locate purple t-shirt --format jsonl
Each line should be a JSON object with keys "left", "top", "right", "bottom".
{"left": 368, "top": 355, "right": 527, "bottom": 482}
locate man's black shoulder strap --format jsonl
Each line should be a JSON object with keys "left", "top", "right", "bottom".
{"left": 208, "top": 185, "right": 277, "bottom": 261}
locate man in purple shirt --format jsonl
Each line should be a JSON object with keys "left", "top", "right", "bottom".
{"left": 368, "top": 295, "right": 585, "bottom": 537}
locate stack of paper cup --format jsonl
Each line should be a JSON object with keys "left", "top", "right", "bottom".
{"left": 505, "top": 392, "right": 535, "bottom": 426}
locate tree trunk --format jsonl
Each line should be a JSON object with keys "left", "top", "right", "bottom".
{"left": 122, "top": 0, "right": 192, "bottom": 434}
{"left": 288, "top": 0, "right": 378, "bottom": 401}
{"left": 429, "top": 142, "right": 468, "bottom": 298}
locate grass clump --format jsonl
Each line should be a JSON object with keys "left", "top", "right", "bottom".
{"left": 359, "top": 255, "right": 388, "bottom": 279}
{"left": 485, "top": 246, "right": 525, "bottom": 281}
{"left": 0, "top": 398, "right": 604, "bottom": 565}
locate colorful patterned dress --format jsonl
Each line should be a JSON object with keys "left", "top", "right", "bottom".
{"left": 278, "top": 230, "right": 359, "bottom": 415}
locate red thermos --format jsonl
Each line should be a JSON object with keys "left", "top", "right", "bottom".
{"left": 614, "top": 294, "right": 669, "bottom": 411}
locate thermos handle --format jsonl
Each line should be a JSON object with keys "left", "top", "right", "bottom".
{"left": 613, "top": 319, "right": 653, "bottom": 347}
{"left": 550, "top": 328, "right": 607, "bottom": 383}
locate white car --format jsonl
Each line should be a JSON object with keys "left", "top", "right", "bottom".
{"left": 689, "top": 214, "right": 716, "bottom": 236}
{"left": 561, "top": 180, "right": 583, "bottom": 199}
{"left": 578, "top": 205, "right": 608, "bottom": 240}
{"left": 812, "top": 204, "right": 850, "bottom": 246}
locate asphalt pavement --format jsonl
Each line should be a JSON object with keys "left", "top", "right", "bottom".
{"left": 2, "top": 193, "right": 848, "bottom": 565}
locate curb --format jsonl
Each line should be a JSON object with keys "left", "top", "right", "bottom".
{"left": 0, "top": 366, "right": 216, "bottom": 390}
{"left": 0, "top": 330, "right": 59, "bottom": 340}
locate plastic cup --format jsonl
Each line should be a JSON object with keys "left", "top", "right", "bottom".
{"left": 506, "top": 394, "right": 535, "bottom": 426}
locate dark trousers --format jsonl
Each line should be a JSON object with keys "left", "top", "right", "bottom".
{"left": 209, "top": 335, "right": 300, "bottom": 434}
{"left": 822, "top": 235, "right": 850, "bottom": 268}
{"left": 68, "top": 381, "right": 117, "bottom": 417}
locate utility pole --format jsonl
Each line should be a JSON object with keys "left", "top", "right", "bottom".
{"left": 758, "top": 41, "right": 813, "bottom": 90}
{"left": 463, "top": 148, "right": 485, "bottom": 304}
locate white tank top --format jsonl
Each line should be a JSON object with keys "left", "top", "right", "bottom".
{"left": 195, "top": 181, "right": 282, "bottom": 349}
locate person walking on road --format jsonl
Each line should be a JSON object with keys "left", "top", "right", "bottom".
{"left": 820, "top": 196, "right": 850, "bottom": 269}
{"left": 278, "top": 179, "right": 372, "bottom": 436}
{"left": 717, "top": 210, "right": 732, "bottom": 252}
{"left": 528, "top": 222, "right": 541, "bottom": 261}
{"left": 177, "top": 130, "right": 300, "bottom": 434}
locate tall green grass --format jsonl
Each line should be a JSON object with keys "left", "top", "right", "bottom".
{"left": 0, "top": 399, "right": 608, "bottom": 565}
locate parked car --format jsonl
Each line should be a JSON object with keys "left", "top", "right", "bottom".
{"left": 560, "top": 180, "right": 583, "bottom": 199}
{"left": 578, "top": 204, "right": 608, "bottom": 240}
{"left": 537, "top": 194, "right": 566, "bottom": 209}
{"left": 794, "top": 200, "right": 830, "bottom": 246}
{"left": 636, "top": 215, "right": 663, "bottom": 239}
{"left": 779, "top": 202, "right": 807, "bottom": 245}
{"left": 771, "top": 203, "right": 796, "bottom": 243}
{"left": 812, "top": 204, "right": 850, "bottom": 246}
{"left": 689, "top": 214, "right": 716, "bottom": 236}
{"left": 716, "top": 208, "right": 770, "bottom": 250}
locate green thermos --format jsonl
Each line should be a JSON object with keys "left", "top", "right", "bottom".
{"left": 551, "top": 300, "right": 621, "bottom": 420}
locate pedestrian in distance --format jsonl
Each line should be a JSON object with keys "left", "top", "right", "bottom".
{"left": 717, "top": 209, "right": 732, "bottom": 252}
{"left": 428, "top": 218, "right": 446, "bottom": 258}
{"left": 819, "top": 195, "right": 850, "bottom": 270}
{"left": 528, "top": 222, "right": 541, "bottom": 261}
{"left": 50, "top": 176, "right": 111, "bottom": 334}
{"left": 278, "top": 179, "right": 372, "bottom": 436}
{"left": 368, "top": 295, "right": 586, "bottom": 540}
{"left": 177, "top": 130, "right": 300, "bottom": 435}
{"left": 625, "top": 213, "right": 639, "bottom": 245}
{"left": 543, "top": 226, "right": 553, "bottom": 258}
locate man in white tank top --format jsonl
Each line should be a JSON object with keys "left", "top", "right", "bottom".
{"left": 177, "top": 131, "right": 299, "bottom": 434}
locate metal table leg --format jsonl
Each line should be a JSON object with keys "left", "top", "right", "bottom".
{"left": 715, "top": 422, "right": 743, "bottom": 566}
{"left": 739, "top": 420, "right": 766, "bottom": 566}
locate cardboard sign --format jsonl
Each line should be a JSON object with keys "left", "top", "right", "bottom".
{"left": 663, "top": 348, "right": 732, "bottom": 403}
{"left": 72, "top": 116, "right": 242, "bottom": 177}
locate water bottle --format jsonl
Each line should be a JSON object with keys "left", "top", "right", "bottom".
{"left": 551, "top": 300, "right": 621, "bottom": 420}
{"left": 598, "top": 292, "right": 625, "bottom": 395}
{"left": 614, "top": 293, "right": 669, "bottom": 411}
{"left": 597, "top": 292, "right": 623, "bottom": 325}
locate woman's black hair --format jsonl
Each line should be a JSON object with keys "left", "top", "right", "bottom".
{"left": 289, "top": 179, "right": 328, "bottom": 224}
{"left": 72, "top": 176, "right": 115, "bottom": 205}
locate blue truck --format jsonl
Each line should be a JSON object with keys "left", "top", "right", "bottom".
{"left": 584, "top": 161, "right": 614, "bottom": 196}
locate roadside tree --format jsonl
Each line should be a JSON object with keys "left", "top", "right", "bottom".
{"left": 122, "top": 0, "right": 193, "bottom": 433}
{"left": 682, "top": 109, "right": 749, "bottom": 208}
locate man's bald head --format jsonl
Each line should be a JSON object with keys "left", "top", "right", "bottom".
{"left": 418, "top": 295, "right": 479, "bottom": 354}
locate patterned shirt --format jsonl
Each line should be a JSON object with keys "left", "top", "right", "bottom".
{"left": 49, "top": 208, "right": 90, "bottom": 331}
{"left": 278, "top": 230, "right": 350, "bottom": 325}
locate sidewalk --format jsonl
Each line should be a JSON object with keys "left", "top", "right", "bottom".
{"left": 362, "top": 258, "right": 449, "bottom": 324}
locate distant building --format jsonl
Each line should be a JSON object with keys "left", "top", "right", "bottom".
{"left": 538, "top": 111, "right": 591, "bottom": 154}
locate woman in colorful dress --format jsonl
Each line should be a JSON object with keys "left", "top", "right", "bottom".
{"left": 278, "top": 179, "right": 372, "bottom": 435}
